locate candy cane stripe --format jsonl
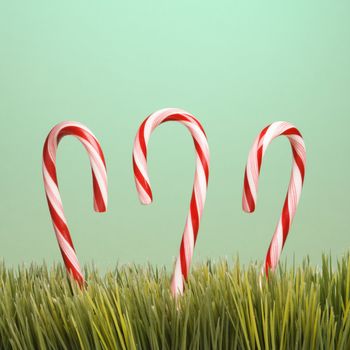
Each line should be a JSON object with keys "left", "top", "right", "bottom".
{"left": 243, "top": 121, "right": 306, "bottom": 276}
{"left": 54, "top": 225, "right": 81, "bottom": 272}
{"left": 133, "top": 108, "right": 209, "bottom": 296}
{"left": 47, "top": 199, "right": 73, "bottom": 245}
{"left": 133, "top": 157, "right": 153, "bottom": 202}
{"left": 194, "top": 139, "right": 210, "bottom": 183}
{"left": 180, "top": 237, "right": 188, "bottom": 279}
{"left": 43, "top": 171, "right": 65, "bottom": 222}
{"left": 43, "top": 121, "right": 107, "bottom": 285}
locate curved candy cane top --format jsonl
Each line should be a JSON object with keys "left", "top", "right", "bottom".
{"left": 133, "top": 108, "right": 210, "bottom": 296}
{"left": 42, "top": 121, "right": 108, "bottom": 285}
{"left": 242, "top": 121, "right": 306, "bottom": 276}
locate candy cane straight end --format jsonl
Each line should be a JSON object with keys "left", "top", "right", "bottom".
{"left": 132, "top": 156, "right": 153, "bottom": 205}
{"left": 170, "top": 276, "right": 184, "bottom": 298}
{"left": 69, "top": 267, "right": 85, "bottom": 287}
{"left": 264, "top": 260, "right": 270, "bottom": 277}
{"left": 242, "top": 167, "right": 256, "bottom": 214}
{"left": 93, "top": 198, "right": 107, "bottom": 212}
{"left": 134, "top": 184, "right": 153, "bottom": 205}
{"left": 170, "top": 258, "right": 185, "bottom": 297}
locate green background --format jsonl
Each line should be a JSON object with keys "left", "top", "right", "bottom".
{"left": 0, "top": 1, "right": 349, "bottom": 271}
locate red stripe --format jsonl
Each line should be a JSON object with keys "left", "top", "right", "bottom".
{"left": 61, "top": 250, "right": 83, "bottom": 286}
{"left": 132, "top": 156, "right": 153, "bottom": 200}
{"left": 163, "top": 114, "right": 192, "bottom": 124}
{"left": 256, "top": 145, "right": 264, "bottom": 173}
{"left": 243, "top": 168, "right": 255, "bottom": 212}
{"left": 292, "top": 147, "right": 305, "bottom": 183}
{"left": 47, "top": 197, "right": 74, "bottom": 248}
{"left": 190, "top": 192, "right": 200, "bottom": 242}
{"left": 43, "top": 138, "right": 58, "bottom": 184}
{"left": 281, "top": 127, "right": 302, "bottom": 138}
{"left": 281, "top": 197, "right": 291, "bottom": 244}
{"left": 179, "top": 238, "right": 188, "bottom": 279}
{"left": 258, "top": 126, "right": 269, "bottom": 142}
{"left": 283, "top": 126, "right": 305, "bottom": 181}
{"left": 92, "top": 172, "right": 106, "bottom": 212}
{"left": 193, "top": 139, "right": 209, "bottom": 185}
{"left": 265, "top": 248, "right": 271, "bottom": 277}
{"left": 190, "top": 116, "right": 206, "bottom": 135}
{"left": 138, "top": 120, "right": 148, "bottom": 158}
{"left": 256, "top": 126, "right": 269, "bottom": 172}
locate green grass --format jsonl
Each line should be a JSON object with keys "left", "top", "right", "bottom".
{"left": 1, "top": 254, "right": 350, "bottom": 349}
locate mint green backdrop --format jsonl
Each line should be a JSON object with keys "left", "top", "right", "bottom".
{"left": 0, "top": 1, "right": 349, "bottom": 270}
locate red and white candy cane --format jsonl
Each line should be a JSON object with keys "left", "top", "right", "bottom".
{"left": 242, "top": 121, "right": 306, "bottom": 276}
{"left": 42, "top": 121, "right": 108, "bottom": 285}
{"left": 133, "top": 108, "right": 210, "bottom": 296}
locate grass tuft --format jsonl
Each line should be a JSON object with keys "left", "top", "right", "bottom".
{"left": 1, "top": 254, "right": 350, "bottom": 349}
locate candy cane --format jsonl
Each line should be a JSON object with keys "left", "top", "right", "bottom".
{"left": 42, "top": 121, "right": 108, "bottom": 285}
{"left": 242, "top": 121, "right": 306, "bottom": 276}
{"left": 133, "top": 108, "right": 210, "bottom": 296}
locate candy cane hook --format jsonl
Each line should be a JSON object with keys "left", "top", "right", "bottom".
{"left": 133, "top": 108, "right": 210, "bottom": 296}
{"left": 42, "top": 121, "right": 108, "bottom": 285}
{"left": 242, "top": 122, "right": 306, "bottom": 276}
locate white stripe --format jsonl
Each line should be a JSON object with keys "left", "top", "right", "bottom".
{"left": 184, "top": 214, "right": 194, "bottom": 262}
{"left": 79, "top": 138, "right": 108, "bottom": 206}
{"left": 194, "top": 162, "right": 207, "bottom": 214}
{"left": 43, "top": 168, "right": 67, "bottom": 225}
{"left": 246, "top": 145, "right": 259, "bottom": 203}
{"left": 136, "top": 180, "right": 152, "bottom": 204}
{"left": 133, "top": 138, "right": 150, "bottom": 184}
{"left": 54, "top": 224, "right": 82, "bottom": 276}
{"left": 171, "top": 257, "right": 184, "bottom": 295}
